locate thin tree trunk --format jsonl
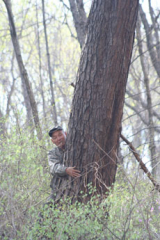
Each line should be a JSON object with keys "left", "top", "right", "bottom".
{"left": 139, "top": 4, "right": 160, "bottom": 79}
{"left": 148, "top": 0, "right": 160, "bottom": 61}
{"left": 68, "top": 0, "right": 87, "bottom": 48}
{"left": 55, "top": 0, "right": 139, "bottom": 201}
{"left": 0, "top": 110, "right": 5, "bottom": 137}
{"left": 3, "top": 0, "right": 42, "bottom": 139}
{"left": 36, "top": 0, "right": 46, "bottom": 121}
{"left": 18, "top": 4, "right": 33, "bottom": 126}
{"left": 6, "top": 53, "right": 16, "bottom": 116}
{"left": 137, "top": 16, "right": 157, "bottom": 177}
{"left": 42, "top": 0, "right": 58, "bottom": 125}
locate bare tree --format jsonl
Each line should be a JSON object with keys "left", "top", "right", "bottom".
{"left": 122, "top": 3, "right": 160, "bottom": 178}
{"left": 3, "top": 0, "right": 42, "bottom": 139}
{"left": 136, "top": 15, "right": 157, "bottom": 177}
{"left": 139, "top": 4, "right": 160, "bottom": 79}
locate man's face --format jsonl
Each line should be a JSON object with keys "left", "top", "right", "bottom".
{"left": 51, "top": 130, "right": 66, "bottom": 149}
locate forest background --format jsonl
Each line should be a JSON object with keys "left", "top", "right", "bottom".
{"left": 1, "top": 0, "right": 160, "bottom": 239}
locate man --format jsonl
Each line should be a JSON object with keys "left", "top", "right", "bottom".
{"left": 48, "top": 126, "right": 81, "bottom": 199}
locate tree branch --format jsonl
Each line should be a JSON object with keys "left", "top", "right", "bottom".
{"left": 120, "top": 133, "right": 160, "bottom": 191}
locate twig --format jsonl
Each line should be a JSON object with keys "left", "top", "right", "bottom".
{"left": 120, "top": 133, "right": 160, "bottom": 191}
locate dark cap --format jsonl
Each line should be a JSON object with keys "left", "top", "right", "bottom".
{"left": 48, "top": 126, "right": 63, "bottom": 137}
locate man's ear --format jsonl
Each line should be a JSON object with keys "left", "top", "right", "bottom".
{"left": 65, "top": 132, "right": 67, "bottom": 136}
{"left": 51, "top": 138, "right": 54, "bottom": 144}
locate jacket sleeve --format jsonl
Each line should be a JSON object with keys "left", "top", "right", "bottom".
{"left": 48, "top": 149, "right": 67, "bottom": 177}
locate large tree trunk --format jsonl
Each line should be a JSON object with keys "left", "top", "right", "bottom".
{"left": 56, "top": 0, "right": 139, "bottom": 201}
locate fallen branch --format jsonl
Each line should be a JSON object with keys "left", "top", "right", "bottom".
{"left": 120, "top": 133, "right": 160, "bottom": 191}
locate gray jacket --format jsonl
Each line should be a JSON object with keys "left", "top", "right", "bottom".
{"left": 48, "top": 147, "right": 67, "bottom": 193}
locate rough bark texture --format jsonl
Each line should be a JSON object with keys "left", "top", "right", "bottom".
{"left": 68, "top": 0, "right": 87, "bottom": 48}
{"left": 4, "top": 0, "right": 42, "bottom": 139}
{"left": 55, "top": 0, "right": 139, "bottom": 201}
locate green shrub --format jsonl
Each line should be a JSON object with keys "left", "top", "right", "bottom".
{"left": 1, "top": 126, "right": 160, "bottom": 239}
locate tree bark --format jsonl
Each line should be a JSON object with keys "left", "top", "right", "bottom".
{"left": 68, "top": 0, "right": 87, "bottom": 48}
{"left": 3, "top": 0, "right": 42, "bottom": 139}
{"left": 56, "top": 0, "right": 139, "bottom": 201}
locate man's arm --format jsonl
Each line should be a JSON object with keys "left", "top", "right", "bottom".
{"left": 48, "top": 149, "right": 81, "bottom": 178}
{"left": 48, "top": 150, "right": 67, "bottom": 177}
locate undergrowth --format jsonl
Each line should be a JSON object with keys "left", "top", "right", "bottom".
{"left": 1, "top": 127, "right": 160, "bottom": 239}
{"left": 22, "top": 179, "right": 160, "bottom": 240}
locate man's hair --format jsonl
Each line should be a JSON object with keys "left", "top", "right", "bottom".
{"left": 48, "top": 126, "right": 63, "bottom": 137}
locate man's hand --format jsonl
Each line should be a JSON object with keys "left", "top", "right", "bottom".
{"left": 66, "top": 166, "right": 81, "bottom": 177}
